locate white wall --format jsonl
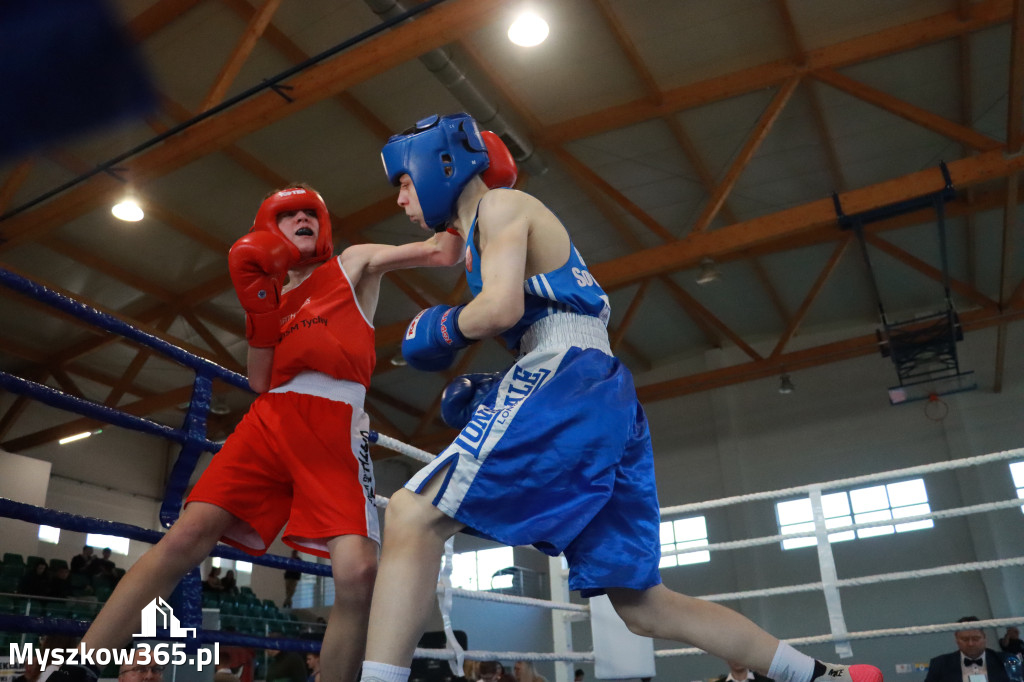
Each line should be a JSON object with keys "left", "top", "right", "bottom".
{"left": 0, "top": 449, "right": 51, "bottom": 559}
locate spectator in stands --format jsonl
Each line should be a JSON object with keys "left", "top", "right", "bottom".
{"left": 88, "top": 548, "right": 115, "bottom": 576}
{"left": 204, "top": 566, "right": 223, "bottom": 592}
{"left": 714, "top": 661, "right": 774, "bottom": 682}
{"left": 924, "top": 616, "right": 1009, "bottom": 682}
{"left": 49, "top": 565, "right": 72, "bottom": 599}
{"left": 512, "top": 661, "right": 546, "bottom": 682}
{"left": 1000, "top": 626, "right": 1024, "bottom": 657}
{"left": 496, "top": 663, "right": 515, "bottom": 682}
{"left": 117, "top": 649, "right": 164, "bottom": 682}
{"left": 19, "top": 560, "right": 51, "bottom": 597}
{"left": 219, "top": 627, "right": 256, "bottom": 682}
{"left": 13, "top": 660, "right": 42, "bottom": 682}
{"left": 221, "top": 569, "right": 238, "bottom": 595}
{"left": 478, "top": 662, "right": 499, "bottom": 682}
{"left": 305, "top": 653, "right": 321, "bottom": 682}
{"left": 266, "top": 634, "right": 308, "bottom": 682}
{"left": 283, "top": 550, "right": 301, "bottom": 608}
{"left": 39, "top": 635, "right": 81, "bottom": 682}
{"left": 69, "top": 546, "right": 94, "bottom": 575}
{"left": 574, "top": 671, "right": 583, "bottom": 682}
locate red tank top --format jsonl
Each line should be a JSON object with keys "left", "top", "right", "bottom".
{"left": 270, "top": 257, "right": 376, "bottom": 389}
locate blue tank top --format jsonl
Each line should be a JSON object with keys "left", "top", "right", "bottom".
{"left": 464, "top": 208, "right": 611, "bottom": 349}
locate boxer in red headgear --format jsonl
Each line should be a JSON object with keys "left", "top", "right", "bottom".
{"left": 60, "top": 183, "right": 465, "bottom": 682}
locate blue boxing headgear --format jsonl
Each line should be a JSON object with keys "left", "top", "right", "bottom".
{"left": 381, "top": 113, "right": 491, "bottom": 231}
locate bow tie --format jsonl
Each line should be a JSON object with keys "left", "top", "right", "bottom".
{"left": 964, "top": 657, "right": 984, "bottom": 667}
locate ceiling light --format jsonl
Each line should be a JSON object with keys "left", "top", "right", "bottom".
{"left": 778, "top": 374, "right": 795, "bottom": 395}
{"left": 112, "top": 195, "right": 144, "bottom": 222}
{"left": 508, "top": 11, "right": 549, "bottom": 47}
{"left": 59, "top": 431, "right": 93, "bottom": 445}
{"left": 695, "top": 257, "right": 720, "bottom": 285}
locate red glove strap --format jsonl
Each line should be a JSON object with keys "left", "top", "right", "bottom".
{"left": 246, "top": 310, "right": 282, "bottom": 348}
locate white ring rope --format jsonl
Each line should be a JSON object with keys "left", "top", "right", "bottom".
{"left": 698, "top": 555, "right": 1024, "bottom": 602}
{"left": 372, "top": 434, "right": 1024, "bottom": 671}
{"left": 668, "top": 496, "right": 1024, "bottom": 556}
{"left": 374, "top": 433, "right": 435, "bottom": 464}
{"left": 448, "top": 587, "right": 588, "bottom": 612}
{"left": 661, "top": 446, "right": 1023, "bottom": 515}
{"left": 654, "top": 617, "right": 1024, "bottom": 658}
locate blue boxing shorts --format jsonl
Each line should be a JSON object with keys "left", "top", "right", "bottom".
{"left": 405, "top": 318, "right": 662, "bottom": 597}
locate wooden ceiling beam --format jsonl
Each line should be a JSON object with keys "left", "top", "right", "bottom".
{"left": 128, "top": 0, "right": 207, "bottom": 42}
{"left": 1007, "top": 0, "right": 1024, "bottom": 153}
{"left": 689, "top": 77, "right": 800, "bottom": 235}
{"left": 0, "top": 161, "right": 33, "bottom": 215}
{"left": 637, "top": 304, "right": 1024, "bottom": 403}
{"left": 590, "top": 0, "right": 662, "bottom": 105}
{"left": 0, "top": 385, "right": 195, "bottom": 453}
{"left": 863, "top": 233, "right": 999, "bottom": 310}
{"left": 549, "top": 147, "right": 675, "bottom": 242}
{"left": 811, "top": 69, "right": 1002, "bottom": 152}
{"left": 770, "top": 237, "right": 850, "bottom": 358}
{"left": 659, "top": 278, "right": 763, "bottom": 361}
{"left": 610, "top": 280, "right": 650, "bottom": 351}
{"left": 0, "top": 0, "right": 506, "bottom": 252}
{"left": 541, "top": 0, "right": 1012, "bottom": 145}
{"left": 592, "top": 148, "right": 1024, "bottom": 290}
{"left": 198, "top": 0, "right": 282, "bottom": 114}
{"left": 218, "top": 0, "right": 395, "bottom": 142}
{"left": 180, "top": 311, "right": 243, "bottom": 371}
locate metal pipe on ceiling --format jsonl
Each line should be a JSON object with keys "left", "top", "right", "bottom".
{"left": 362, "top": 0, "right": 547, "bottom": 176}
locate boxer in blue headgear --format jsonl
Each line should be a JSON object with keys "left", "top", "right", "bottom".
{"left": 380, "top": 113, "right": 491, "bottom": 231}
{"left": 359, "top": 113, "right": 884, "bottom": 682}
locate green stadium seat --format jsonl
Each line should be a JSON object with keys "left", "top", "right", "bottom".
{"left": 2, "top": 553, "right": 24, "bottom": 565}
{"left": 1, "top": 563, "right": 24, "bottom": 578}
{"left": 26, "top": 555, "right": 46, "bottom": 569}
{"left": 49, "top": 558, "right": 68, "bottom": 571}
{"left": 94, "top": 586, "right": 113, "bottom": 602}
{"left": 0, "top": 595, "right": 15, "bottom": 613}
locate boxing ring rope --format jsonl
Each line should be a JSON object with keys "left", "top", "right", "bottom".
{"left": 2, "top": 265, "right": 1023, "bottom": 676}
{"left": 366, "top": 437, "right": 1024, "bottom": 676}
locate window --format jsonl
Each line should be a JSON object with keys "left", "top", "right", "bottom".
{"left": 777, "top": 478, "right": 933, "bottom": 550}
{"left": 449, "top": 547, "right": 514, "bottom": 591}
{"left": 86, "top": 533, "right": 129, "bottom": 555}
{"left": 38, "top": 525, "right": 60, "bottom": 544}
{"left": 659, "top": 516, "right": 710, "bottom": 568}
{"left": 1011, "top": 461, "right": 1024, "bottom": 513}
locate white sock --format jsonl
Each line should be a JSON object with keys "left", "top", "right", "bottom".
{"left": 768, "top": 642, "right": 816, "bottom": 682}
{"left": 360, "top": 661, "right": 410, "bottom": 682}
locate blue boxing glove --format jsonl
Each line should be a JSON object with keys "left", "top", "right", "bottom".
{"left": 402, "top": 304, "right": 474, "bottom": 372}
{"left": 440, "top": 372, "right": 503, "bottom": 429}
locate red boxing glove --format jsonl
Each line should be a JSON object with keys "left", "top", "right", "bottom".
{"left": 228, "top": 231, "right": 296, "bottom": 347}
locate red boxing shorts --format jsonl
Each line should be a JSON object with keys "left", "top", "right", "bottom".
{"left": 186, "top": 386, "right": 378, "bottom": 558}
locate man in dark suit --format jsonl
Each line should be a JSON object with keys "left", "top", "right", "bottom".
{"left": 924, "top": 616, "right": 1010, "bottom": 682}
{"left": 715, "top": 661, "right": 775, "bottom": 682}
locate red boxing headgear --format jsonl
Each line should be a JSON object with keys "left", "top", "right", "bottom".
{"left": 480, "top": 131, "right": 518, "bottom": 189}
{"left": 251, "top": 187, "right": 333, "bottom": 265}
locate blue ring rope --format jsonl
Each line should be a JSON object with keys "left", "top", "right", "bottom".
{"left": 0, "top": 266, "right": 349, "bottom": 650}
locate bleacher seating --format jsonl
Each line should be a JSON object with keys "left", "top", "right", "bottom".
{"left": 3, "top": 552, "right": 25, "bottom": 566}
{"left": 1, "top": 549, "right": 330, "bottom": 641}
